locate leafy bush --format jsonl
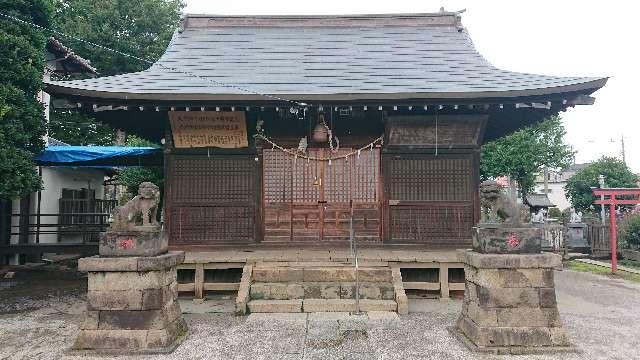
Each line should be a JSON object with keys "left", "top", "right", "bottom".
{"left": 621, "top": 214, "right": 640, "bottom": 249}
{"left": 116, "top": 135, "right": 163, "bottom": 199}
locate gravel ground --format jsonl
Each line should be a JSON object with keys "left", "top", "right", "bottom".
{"left": 1, "top": 268, "right": 639, "bottom": 360}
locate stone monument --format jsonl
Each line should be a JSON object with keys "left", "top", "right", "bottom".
{"left": 454, "top": 180, "right": 573, "bottom": 354}
{"left": 567, "top": 209, "right": 588, "bottom": 249}
{"left": 72, "top": 182, "right": 187, "bottom": 354}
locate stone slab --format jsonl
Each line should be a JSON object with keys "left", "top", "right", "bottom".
{"left": 359, "top": 300, "right": 397, "bottom": 312}
{"left": 460, "top": 250, "right": 562, "bottom": 269}
{"left": 79, "top": 252, "right": 185, "bottom": 272}
{"left": 303, "top": 299, "right": 356, "bottom": 313}
{"left": 248, "top": 300, "right": 303, "bottom": 313}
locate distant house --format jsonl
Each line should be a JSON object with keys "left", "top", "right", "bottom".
{"left": 533, "top": 164, "right": 588, "bottom": 210}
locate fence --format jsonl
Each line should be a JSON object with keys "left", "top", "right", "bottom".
{"left": 541, "top": 223, "right": 565, "bottom": 252}
{"left": 9, "top": 199, "right": 116, "bottom": 244}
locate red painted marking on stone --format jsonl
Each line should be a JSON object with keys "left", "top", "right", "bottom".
{"left": 506, "top": 233, "right": 520, "bottom": 248}
{"left": 119, "top": 238, "right": 135, "bottom": 249}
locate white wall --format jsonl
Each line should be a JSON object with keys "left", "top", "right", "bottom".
{"left": 10, "top": 167, "right": 106, "bottom": 244}
{"left": 534, "top": 182, "right": 571, "bottom": 210}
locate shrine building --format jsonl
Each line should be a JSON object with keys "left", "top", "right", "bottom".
{"left": 44, "top": 12, "right": 606, "bottom": 300}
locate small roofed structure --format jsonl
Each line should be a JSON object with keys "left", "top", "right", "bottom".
{"left": 46, "top": 37, "right": 97, "bottom": 76}
{"left": 526, "top": 193, "right": 555, "bottom": 213}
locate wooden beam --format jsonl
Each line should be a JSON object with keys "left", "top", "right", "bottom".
{"left": 439, "top": 263, "right": 450, "bottom": 299}
{"left": 203, "top": 283, "right": 240, "bottom": 291}
{"left": 403, "top": 282, "right": 440, "bottom": 291}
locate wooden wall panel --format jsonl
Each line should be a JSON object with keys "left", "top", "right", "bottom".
{"left": 384, "top": 153, "right": 475, "bottom": 246}
{"left": 167, "top": 154, "right": 257, "bottom": 245}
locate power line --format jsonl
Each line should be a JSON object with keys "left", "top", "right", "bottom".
{"left": 0, "top": 11, "right": 309, "bottom": 107}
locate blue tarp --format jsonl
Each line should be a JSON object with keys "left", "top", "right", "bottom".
{"left": 34, "top": 146, "right": 160, "bottom": 165}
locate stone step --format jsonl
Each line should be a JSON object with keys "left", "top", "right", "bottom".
{"left": 250, "top": 282, "right": 395, "bottom": 300}
{"left": 247, "top": 299, "right": 303, "bottom": 313}
{"left": 303, "top": 299, "right": 397, "bottom": 313}
{"left": 251, "top": 266, "right": 392, "bottom": 283}
{"left": 247, "top": 299, "right": 397, "bottom": 313}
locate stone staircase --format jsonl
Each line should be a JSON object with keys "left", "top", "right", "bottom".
{"left": 240, "top": 263, "right": 404, "bottom": 313}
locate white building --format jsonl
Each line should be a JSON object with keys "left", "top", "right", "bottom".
{"left": 533, "top": 164, "right": 587, "bottom": 210}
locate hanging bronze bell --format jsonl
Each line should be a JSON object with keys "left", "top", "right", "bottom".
{"left": 312, "top": 122, "right": 328, "bottom": 143}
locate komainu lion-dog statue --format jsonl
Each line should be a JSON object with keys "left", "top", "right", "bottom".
{"left": 109, "top": 182, "right": 160, "bottom": 231}
{"left": 479, "top": 180, "right": 521, "bottom": 225}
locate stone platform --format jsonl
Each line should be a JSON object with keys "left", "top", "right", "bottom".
{"left": 242, "top": 265, "right": 404, "bottom": 314}
{"left": 72, "top": 252, "right": 187, "bottom": 354}
{"left": 455, "top": 250, "right": 573, "bottom": 354}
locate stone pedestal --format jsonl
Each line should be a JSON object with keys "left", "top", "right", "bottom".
{"left": 72, "top": 252, "right": 187, "bottom": 354}
{"left": 454, "top": 250, "right": 573, "bottom": 354}
{"left": 99, "top": 227, "right": 167, "bottom": 257}
{"left": 473, "top": 224, "right": 543, "bottom": 254}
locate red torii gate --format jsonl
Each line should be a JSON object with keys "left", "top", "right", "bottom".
{"left": 592, "top": 188, "right": 640, "bottom": 273}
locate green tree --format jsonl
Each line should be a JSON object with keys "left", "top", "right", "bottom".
{"left": 52, "top": 0, "right": 184, "bottom": 76}
{"left": 0, "top": 0, "right": 54, "bottom": 199}
{"left": 565, "top": 157, "right": 639, "bottom": 212}
{"left": 116, "top": 135, "right": 163, "bottom": 198}
{"left": 480, "top": 115, "right": 575, "bottom": 199}
{"left": 48, "top": 110, "right": 112, "bottom": 145}
{"left": 48, "top": 0, "right": 184, "bottom": 145}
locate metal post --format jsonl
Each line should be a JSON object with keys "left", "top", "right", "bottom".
{"left": 349, "top": 200, "right": 360, "bottom": 314}
{"left": 609, "top": 203, "right": 617, "bottom": 273}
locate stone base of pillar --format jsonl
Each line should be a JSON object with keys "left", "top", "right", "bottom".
{"left": 454, "top": 250, "right": 576, "bottom": 354}
{"left": 71, "top": 252, "right": 188, "bottom": 354}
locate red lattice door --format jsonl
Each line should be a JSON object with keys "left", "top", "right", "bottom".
{"left": 263, "top": 148, "right": 381, "bottom": 244}
{"left": 166, "top": 154, "right": 258, "bottom": 245}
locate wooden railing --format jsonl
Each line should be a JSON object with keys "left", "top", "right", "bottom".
{"left": 7, "top": 199, "right": 117, "bottom": 244}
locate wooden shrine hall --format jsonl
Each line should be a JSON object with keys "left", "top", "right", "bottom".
{"left": 45, "top": 12, "right": 606, "bottom": 300}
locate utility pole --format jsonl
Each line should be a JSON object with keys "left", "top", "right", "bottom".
{"left": 621, "top": 135, "right": 626, "bottom": 165}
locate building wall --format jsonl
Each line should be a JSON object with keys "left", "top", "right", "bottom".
{"left": 534, "top": 182, "right": 571, "bottom": 210}
{"left": 10, "top": 167, "right": 106, "bottom": 245}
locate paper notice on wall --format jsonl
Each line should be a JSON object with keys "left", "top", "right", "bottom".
{"left": 169, "top": 111, "right": 248, "bottom": 148}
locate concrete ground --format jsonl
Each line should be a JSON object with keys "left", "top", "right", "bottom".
{"left": 1, "top": 268, "right": 640, "bottom": 359}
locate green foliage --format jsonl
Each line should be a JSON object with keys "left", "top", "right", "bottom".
{"left": 564, "top": 157, "right": 639, "bottom": 212}
{"left": 0, "top": 0, "right": 53, "bottom": 200}
{"left": 117, "top": 135, "right": 163, "bottom": 198}
{"left": 480, "top": 115, "right": 574, "bottom": 198}
{"left": 621, "top": 214, "right": 640, "bottom": 249}
{"left": 48, "top": 0, "right": 183, "bottom": 145}
{"left": 52, "top": 0, "right": 184, "bottom": 76}
{"left": 547, "top": 207, "right": 562, "bottom": 220}
{"left": 48, "top": 110, "right": 113, "bottom": 145}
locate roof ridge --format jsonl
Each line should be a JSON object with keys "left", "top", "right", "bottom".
{"left": 181, "top": 12, "right": 464, "bottom": 29}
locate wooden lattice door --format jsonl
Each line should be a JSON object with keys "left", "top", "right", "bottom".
{"left": 263, "top": 148, "right": 381, "bottom": 244}
{"left": 166, "top": 154, "right": 258, "bottom": 245}
{"left": 383, "top": 153, "right": 475, "bottom": 246}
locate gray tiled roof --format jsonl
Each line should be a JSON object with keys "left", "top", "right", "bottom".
{"left": 45, "top": 13, "right": 606, "bottom": 102}
{"left": 526, "top": 193, "right": 555, "bottom": 208}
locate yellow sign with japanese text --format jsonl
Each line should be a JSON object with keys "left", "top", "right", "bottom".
{"left": 169, "top": 111, "right": 248, "bottom": 148}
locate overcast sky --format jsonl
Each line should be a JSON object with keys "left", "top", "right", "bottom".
{"left": 184, "top": 0, "right": 639, "bottom": 173}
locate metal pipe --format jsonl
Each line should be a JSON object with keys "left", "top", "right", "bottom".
{"left": 350, "top": 200, "right": 360, "bottom": 314}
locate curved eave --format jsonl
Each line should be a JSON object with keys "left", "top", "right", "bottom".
{"left": 44, "top": 78, "right": 607, "bottom": 104}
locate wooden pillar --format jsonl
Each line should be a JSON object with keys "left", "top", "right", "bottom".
{"left": 194, "top": 263, "right": 204, "bottom": 299}
{"left": 439, "top": 263, "right": 449, "bottom": 299}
